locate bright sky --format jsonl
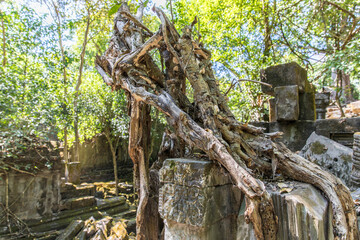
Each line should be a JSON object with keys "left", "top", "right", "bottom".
{"left": 27, "top": 0, "right": 167, "bottom": 21}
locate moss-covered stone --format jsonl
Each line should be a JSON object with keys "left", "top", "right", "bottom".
{"left": 310, "top": 141, "right": 327, "bottom": 155}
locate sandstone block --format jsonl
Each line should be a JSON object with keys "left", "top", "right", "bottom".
{"left": 159, "top": 158, "right": 241, "bottom": 240}
{"left": 237, "top": 182, "right": 333, "bottom": 240}
{"left": 274, "top": 85, "right": 299, "bottom": 121}
{"left": 300, "top": 132, "right": 353, "bottom": 186}
{"left": 261, "top": 62, "right": 307, "bottom": 95}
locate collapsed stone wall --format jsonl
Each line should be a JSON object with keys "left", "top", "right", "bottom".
{"left": 67, "top": 133, "right": 164, "bottom": 183}
{"left": 252, "top": 117, "right": 360, "bottom": 152}
{"left": 0, "top": 170, "right": 61, "bottom": 221}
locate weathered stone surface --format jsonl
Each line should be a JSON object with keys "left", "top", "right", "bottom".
{"left": 61, "top": 183, "right": 96, "bottom": 199}
{"left": 315, "top": 92, "right": 330, "bottom": 120}
{"left": 299, "top": 91, "right": 316, "bottom": 121}
{"left": 274, "top": 85, "right": 299, "bottom": 121}
{"left": 252, "top": 118, "right": 360, "bottom": 151}
{"left": 351, "top": 132, "right": 360, "bottom": 189}
{"left": 159, "top": 158, "right": 232, "bottom": 188}
{"left": 159, "top": 183, "right": 240, "bottom": 227}
{"left": 260, "top": 62, "right": 307, "bottom": 95}
{"left": 300, "top": 132, "right": 353, "bottom": 185}
{"left": 108, "top": 221, "right": 129, "bottom": 240}
{"left": 68, "top": 161, "right": 81, "bottom": 184}
{"left": 0, "top": 170, "right": 60, "bottom": 221}
{"left": 315, "top": 117, "right": 360, "bottom": 145}
{"left": 269, "top": 98, "right": 277, "bottom": 122}
{"left": 159, "top": 158, "right": 241, "bottom": 240}
{"left": 55, "top": 219, "right": 84, "bottom": 240}
{"left": 237, "top": 182, "right": 333, "bottom": 240}
{"left": 60, "top": 196, "right": 96, "bottom": 211}
{"left": 160, "top": 159, "right": 335, "bottom": 240}
{"left": 350, "top": 101, "right": 360, "bottom": 115}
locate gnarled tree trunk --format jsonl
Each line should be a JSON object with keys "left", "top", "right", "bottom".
{"left": 95, "top": 3, "right": 359, "bottom": 240}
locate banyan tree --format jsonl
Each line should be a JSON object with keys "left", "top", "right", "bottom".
{"left": 95, "top": 3, "right": 359, "bottom": 240}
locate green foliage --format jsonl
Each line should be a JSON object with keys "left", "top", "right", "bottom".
{"left": 171, "top": 0, "right": 360, "bottom": 120}
{"left": 1, "top": 0, "right": 359, "bottom": 165}
{"left": 0, "top": 3, "right": 60, "bottom": 138}
{"left": 171, "top": 0, "right": 281, "bottom": 121}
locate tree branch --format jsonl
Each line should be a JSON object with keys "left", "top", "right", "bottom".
{"left": 324, "top": 0, "right": 357, "bottom": 19}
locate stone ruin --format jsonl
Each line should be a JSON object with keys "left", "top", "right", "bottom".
{"left": 1, "top": 62, "right": 360, "bottom": 240}
{"left": 158, "top": 158, "right": 335, "bottom": 240}
{"left": 260, "top": 62, "right": 316, "bottom": 122}
{"left": 154, "top": 62, "right": 360, "bottom": 239}
{"left": 254, "top": 62, "right": 360, "bottom": 152}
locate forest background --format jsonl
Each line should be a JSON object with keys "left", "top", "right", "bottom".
{"left": 1, "top": 0, "right": 359, "bottom": 172}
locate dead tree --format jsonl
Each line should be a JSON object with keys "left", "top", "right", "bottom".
{"left": 95, "top": 3, "right": 359, "bottom": 240}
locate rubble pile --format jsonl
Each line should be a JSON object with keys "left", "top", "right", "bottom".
{"left": 327, "top": 100, "right": 360, "bottom": 119}
{"left": 56, "top": 216, "right": 130, "bottom": 240}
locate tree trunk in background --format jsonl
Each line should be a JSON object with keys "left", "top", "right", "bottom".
{"left": 1, "top": 11, "right": 6, "bottom": 67}
{"left": 262, "top": 0, "right": 271, "bottom": 62}
{"left": 74, "top": 10, "right": 91, "bottom": 164}
{"left": 105, "top": 129, "right": 119, "bottom": 196}
{"left": 48, "top": 0, "right": 70, "bottom": 182}
{"left": 336, "top": 69, "right": 346, "bottom": 117}
{"left": 64, "top": 128, "right": 69, "bottom": 182}
{"left": 341, "top": 70, "right": 353, "bottom": 103}
{"left": 95, "top": 3, "right": 359, "bottom": 239}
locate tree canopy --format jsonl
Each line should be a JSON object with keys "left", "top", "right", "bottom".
{"left": 1, "top": 0, "right": 359, "bottom": 149}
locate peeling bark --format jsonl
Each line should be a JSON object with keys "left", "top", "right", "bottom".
{"left": 95, "top": 3, "right": 359, "bottom": 240}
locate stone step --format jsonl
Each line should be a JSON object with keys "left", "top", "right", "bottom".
{"left": 113, "top": 209, "right": 137, "bottom": 221}
{"left": 59, "top": 196, "right": 96, "bottom": 211}
{"left": 60, "top": 183, "right": 96, "bottom": 199}
{"left": 0, "top": 197, "right": 128, "bottom": 235}
{"left": 124, "top": 219, "right": 136, "bottom": 235}
{"left": 55, "top": 219, "right": 84, "bottom": 240}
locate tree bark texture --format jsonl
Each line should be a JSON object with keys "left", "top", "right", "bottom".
{"left": 128, "top": 99, "right": 152, "bottom": 240}
{"left": 95, "top": 4, "right": 359, "bottom": 240}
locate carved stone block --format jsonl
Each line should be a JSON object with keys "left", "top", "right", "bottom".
{"left": 159, "top": 158, "right": 241, "bottom": 240}
{"left": 274, "top": 85, "right": 299, "bottom": 121}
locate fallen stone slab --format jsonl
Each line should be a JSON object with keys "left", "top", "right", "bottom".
{"left": 299, "top": 132, "right": 353, "bottom": 186}
{"left": 61, "top": 183, "right": 96, "bottom": 199}
{"left": 237, "top": 181, "right": 334, "bottom": 240}
{"left": 55, "top": 219, "right": 84, "bottom": 240}
{"left": 0, "top": 197, "right": 128, "bottom": 234}
{"left": 60, "top": 196, "right": 96, "bottom": 211}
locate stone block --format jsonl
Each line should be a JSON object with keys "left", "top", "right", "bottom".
{"left": 350, "top": 101, "right": 360, "bottom": 115}
{"left": 56, "top": 219, "right": 84, "bottom": 240}
{"left": 68, "top": 162, "right": 81, "bottom": 184}
{"left": 0, "top": 171, "right": 61, "bottom": 221}
{"left": 269, "top": 98, "right": 277, "bottom": 122}
{"left": 159, "top": 158, "right": 241, "bottom": 240}
{"left": 299, "top": 91, "right": 316, "bottom": 121}
{"left": 274, "top": 85, "right": 299, "bottom": 121}
{"left": 60, "top": 196, "right": 96, "bottom": 211}
{"left": 299, "top": 132, "right": 353, "bottom": 186}
{"left": 237, "top": 182, "right": 333, "bottom": 240}
{"left": 315, "top": 93, "right": 330, "bottom": 120}
{"left": 315, "top": 117, "right": 360, "bottom": 141}
{"left": 261, "top": 62, "right": 307, "bottom": 95}
{"left": 61, "top": 183, "right": 96, "bottom": 199}
{"left": 159, "top": 158, "right": 232, "bottom": 188}
{"left": 159, "top": 183, "right": 240, "bottom": 227}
